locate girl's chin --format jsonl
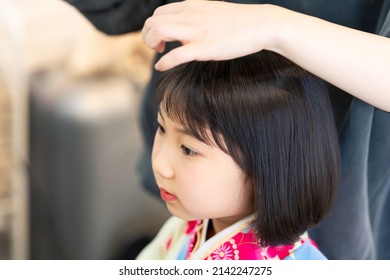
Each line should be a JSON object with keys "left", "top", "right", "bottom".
{"left": 166, "top": 205, "right": 200, "bottom": 221}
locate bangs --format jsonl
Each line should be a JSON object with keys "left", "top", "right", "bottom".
{"left": 155, "top": 62, "right": 229, "bottom": 153}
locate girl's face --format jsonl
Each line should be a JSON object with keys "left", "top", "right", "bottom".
{"left": 152, "top": 108, "right": 254, "bottom": 233}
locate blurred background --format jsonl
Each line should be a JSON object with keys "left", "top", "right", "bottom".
{"left": 0, "top": 0, "right": 170, "bottom": 259}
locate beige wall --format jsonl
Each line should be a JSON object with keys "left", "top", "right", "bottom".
{"left": 0, "top": 0, "right": 163, "bottom": 260}
{"left": 0, "top": 0, "right": 154, "bottom": 196}
{"left": 9, "top": 0, "right": 153, "bottom": 78}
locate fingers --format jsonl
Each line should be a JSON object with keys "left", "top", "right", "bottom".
{"left": 152, "top": 0, "right": 204, "bottom": 16}
{"left": 143, "top": 0, "right": 207, "bottom": 50}
{"left": 154, "top": 41, "right": 166, "bottom": 54}
{"left": 155, "top": 44, "right": 203, "bottom": 71}
{"left": 152, "top": 1, "right": 185, "bottom": 16}
{"left": 142, "top": 1, "right": 265, "bottom": 71}
{"left": 143, "top": 16, "right": 197, "bottom": 51}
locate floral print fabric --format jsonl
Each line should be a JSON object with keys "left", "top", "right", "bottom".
{"left": 136, "top": 215, "right": 327, "bottom": 260}
{"left": 184, "top": 219, "right": 313, "bottom": 260}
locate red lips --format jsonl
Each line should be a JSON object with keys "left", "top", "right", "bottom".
{"left": 159, "top": 188, "right": 177, "bottom": 202}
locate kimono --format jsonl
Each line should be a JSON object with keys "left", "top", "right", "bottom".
{"left": 136, "top": 216, "right": 327, "bottom": 260}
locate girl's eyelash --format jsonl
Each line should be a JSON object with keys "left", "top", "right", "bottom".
{"left": 155, "top": 122, "right": 165, "bottom": 134}
{"left": 181, "top": 145, "right": 197, "bottom": 157}
{"left": 154, "top": 120, "right": 197, "bottom": 156}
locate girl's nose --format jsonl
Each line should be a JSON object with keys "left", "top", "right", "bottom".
{"left": 152, "top": 141, "right": 174, "bottom": 179}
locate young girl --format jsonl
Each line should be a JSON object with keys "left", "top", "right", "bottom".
{"left": 136, "top": 50, "right": 340, "bottom": 260}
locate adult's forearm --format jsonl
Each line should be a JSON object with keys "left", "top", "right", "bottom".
{"left": 268, "top": 7, "right": 390, "bottom": 111}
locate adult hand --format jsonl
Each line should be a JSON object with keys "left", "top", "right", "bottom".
{"left": 142, "top": 0, "right": 286, "bottom": 71}
{"left": 142, "top": 0, "right": 390, "bottom": 111}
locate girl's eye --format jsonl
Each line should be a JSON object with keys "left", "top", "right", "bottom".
{"left": 181, "top": 145, "right": 197, "bottom": 157}
{"left": 157, "top": 123, "right": 165, "bottom": 134}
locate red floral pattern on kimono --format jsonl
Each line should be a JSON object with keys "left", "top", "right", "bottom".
{"left": 136, "top": 216, "right": 326, "bottom": 260}
{"left": 185, "top": 220, "right": 311, "bottom": 260}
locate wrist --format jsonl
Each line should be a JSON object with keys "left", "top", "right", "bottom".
{"left": 259, "top": 5, "right": 298, "bottom": 57}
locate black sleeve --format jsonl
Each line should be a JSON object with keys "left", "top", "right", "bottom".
{"left": 63, "top": 0, "right": 167, "bottom": 35}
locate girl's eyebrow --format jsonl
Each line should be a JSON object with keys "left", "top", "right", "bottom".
{"left": 158, "top": 108, "right": 198, "bottom": 137}
{"left": 157, "top": 109, "right": 165, "bottom": 122}
{"left": 175, "top": 127, "right": 191, "bottom": 136}
{"left": 158, "top": 108, "right": 192, "bottom": 136}
{"left": 158, "top": 108, "right": 215, "bottom": 148}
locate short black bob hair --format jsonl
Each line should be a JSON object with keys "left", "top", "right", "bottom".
{"left": 155, "top": 50, "right": 340, "bottom": 247}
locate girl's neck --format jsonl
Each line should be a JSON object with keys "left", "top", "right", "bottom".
{"left": 207, "top": 213, "right": 253, "bottom": 240}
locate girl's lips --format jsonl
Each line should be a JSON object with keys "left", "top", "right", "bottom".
{"left": 159, "top": 188, "right": 177, "bottom": 202}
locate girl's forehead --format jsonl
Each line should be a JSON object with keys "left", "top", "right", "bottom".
{"left": 158, "top": 106, "right": 187, "bottom": 128}
{"left": 157, "top": 103, "right": 229, "bottom": 152}
{"left": 158, "top": 107, "right": 192, "bottom": 132}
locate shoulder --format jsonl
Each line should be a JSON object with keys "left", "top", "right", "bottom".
{"left": 160, "top": 216, "right": 188, "bottom": 231}
{"left": 146, "top": 216, "right": 189, "bottom": 248}
{"left": 136, "top": 216, "right": 193, "bottom": 260}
